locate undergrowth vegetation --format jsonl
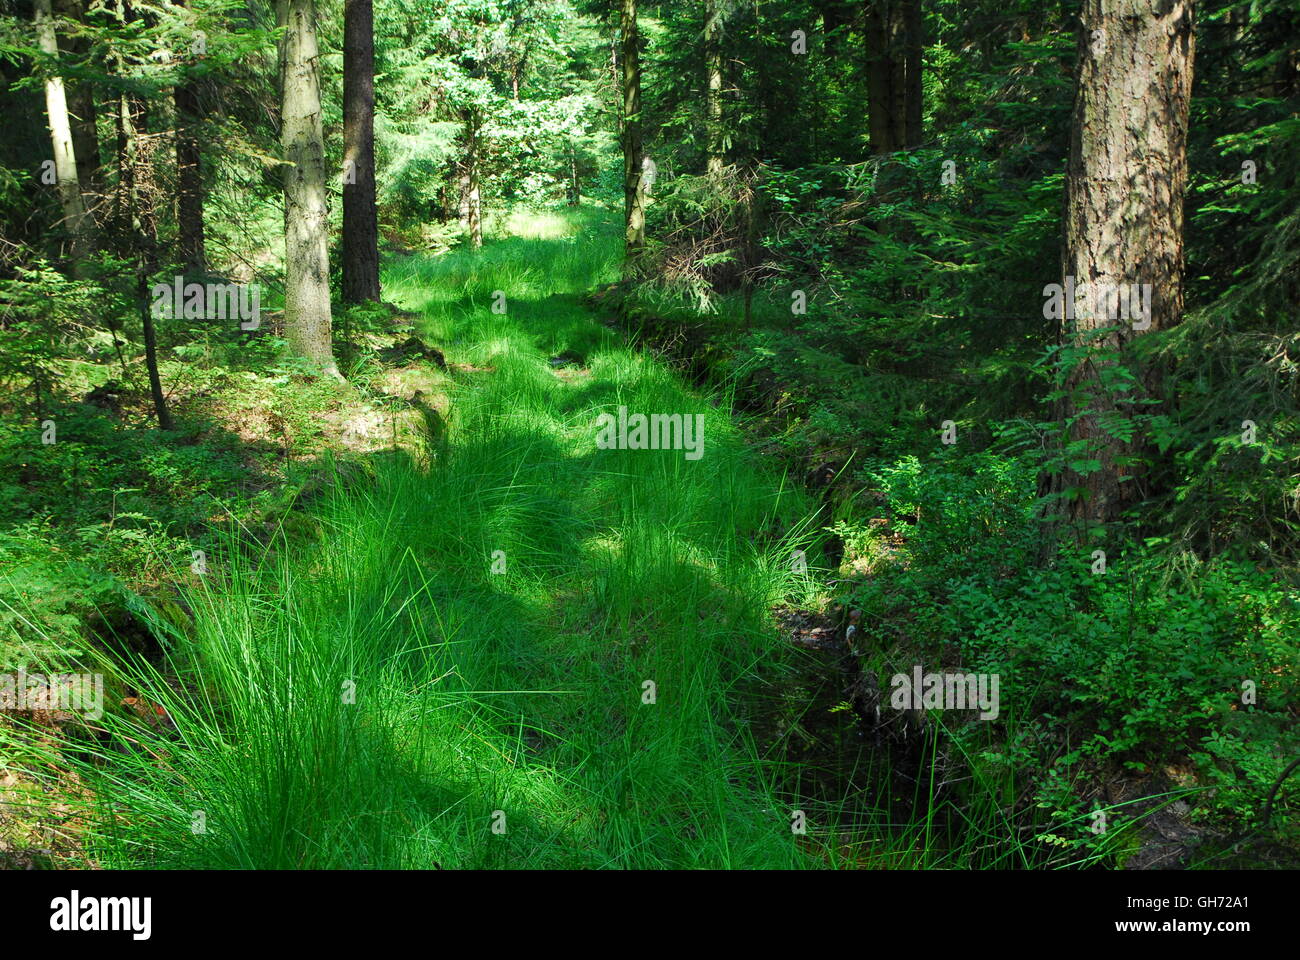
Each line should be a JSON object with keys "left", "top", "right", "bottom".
{"left": 2, "top": 0, "right": 1297, "bottom": 874}
{"left": 4, "top": 211, "right": 827, "bottom": 869}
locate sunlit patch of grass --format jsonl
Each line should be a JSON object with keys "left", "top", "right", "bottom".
{"left": 37, "top": 209, "right": 812, "bottom": 868}
{"left": 36, "top": 208, "right": 1035, "bottom": 869}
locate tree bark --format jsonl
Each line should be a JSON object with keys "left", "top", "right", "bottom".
{"left": 621, "top": 0, "right": 646, "bottom": 271}
{"left": 138, "top": 266, "right": 172, "bottom": 431}
{"left": 111, "top": 88, "right": 136, "bottom": 246}
{"left": 567, "top": 139, "right": 580, "bottom": 206}
{"left": 611, "top": 31, "right": 622, "bottom": 139}
{"left": 460, "top": 108, "right": 482, "bottom": 250}
{"left": 705, "top": 0, "right": 724, "bottom": 176}
{"left": 865, "top": 0, "right": 923, "bottom": 154}
{"left": 175, "top": 79, "right": 206, "bottom": 275}
{"left": 69, "top": 80, "right": 100, "bottom": 200}
{"left": 457, "top": 158, "right": 471, "bottom": 228}
{"left": 342, "top": 0, "right": 380, "bottom": 302}
{"left": 278, "top": 0, "right": 340, "bottom": 379}
{"left": 864, "top": 3, "right": 895, "bottom": 154}
{"left": 34, "top": 0, "right": 94, "bottom": 265}
{"left": 118, "top": 94, "right": 173, "bottom": 429}
{"left": 1055, "top": 0, "right": 1195, "bottom": 524}
{"left": 887, "top": 4, "right": 909, "bottom": 149}
{"left": 55, "top": 0, "right": 101, "bottom": 200}
{"left": 902, "top": 0, "right": 923, "bottom": 146}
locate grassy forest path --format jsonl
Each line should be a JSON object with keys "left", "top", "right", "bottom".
{"left": 77, "top": 209, "right": 831, "bottom": 869}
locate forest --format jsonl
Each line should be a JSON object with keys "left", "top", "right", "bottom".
{"left": 0, "top": 0, "right": 1296, "bottom": 874}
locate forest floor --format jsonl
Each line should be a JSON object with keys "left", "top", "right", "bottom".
{"left": 5, "top": 209, "right": 1293, "bottom": 870}
{"left": 2, "top": 208, "right": 870, "bottom": 868}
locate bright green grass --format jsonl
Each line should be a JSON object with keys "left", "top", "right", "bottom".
{"left": 51, "top": 208, "right": 838, "bottom": 869}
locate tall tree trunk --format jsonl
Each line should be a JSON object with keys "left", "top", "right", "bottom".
{"left": 461, "top": 108, "right": 482, "bottom": 250}
{"left": 610, "top": 31, "right": 622, "bottom": 139}
{"left": 568, "top": 140, "right": 580, "bottom": 206}
{"left": 621, "top": 0, "right": 646, "bottom": 271}
{"left": 111, "top": 87, "right": 137, "bottom": 246}
{"left": 138, "top": 270, "right": 172, "bottom": 430}
{"left": 175, "top": 79, "right": 206, "bottom": 275}
{"left": 865, "top": 0, "right": 923, "bottom": 153}
{"left": 1055, "top": 0, "right": 1195, "bottom": 525}
{"left": 864, "top": 3, "right": 895, "bottom": 154}
{"left": 172, "top": 0, "right": 203, "bottom": 274}
{"left": 887, "top": 4, "right": 909, "bottom": 149}
{"left": 705, "top": 0, "right": 724, "bottom": 176}
{"left": 342, "top": 0, "right": 380, "bottom": 302}
{"left": 118, "top": 95, "right": 173, "bottom": 429}
{"left": 902, "top": 0, "right": 923, "bottom": 146}
{"left": 457, "top": 158, "right": 471, "bottom": 228}
{"left": 56, "top": 0, "right": 100, "bottom": 200}
{"left": 34, "top": 0, "right": 94, "bottom": 265}
{"left": 69, "top": 81, "right": 100, "bottom": 200}
{"left": 278, "top": 0, "right": 340, "bottom": 379}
